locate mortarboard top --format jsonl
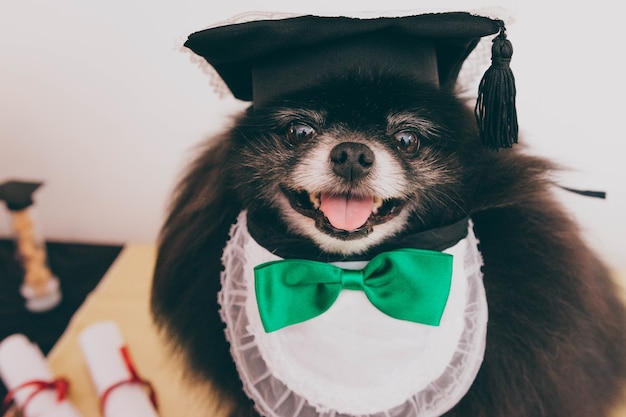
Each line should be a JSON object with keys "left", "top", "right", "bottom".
{"left": 0, "top": 180, "right": 43, "bottom": 211}
{"left": 184, "top": 12, "right": 518, "bottom": 149}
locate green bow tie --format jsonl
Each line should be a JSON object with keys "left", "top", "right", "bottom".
{"left": 254, "top": 248, "right": 453, "bottom": 333}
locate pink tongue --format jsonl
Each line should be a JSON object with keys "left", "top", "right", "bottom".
{"left": 319, "top": 193, "right": 373, "bottom": 231}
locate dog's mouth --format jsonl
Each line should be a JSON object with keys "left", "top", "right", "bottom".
{"left": 282, "top": 187, "right": 404, "bottom": 240}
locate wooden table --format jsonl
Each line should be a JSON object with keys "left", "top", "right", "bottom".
{"left": 46, "top": 244, "right": 230, "bottom": 417}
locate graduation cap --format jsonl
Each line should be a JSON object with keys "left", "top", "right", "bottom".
{"left": 0, "top": 180, "right": 43, "bottom": 211}
{"left": 184, "top": 12, "right": 518, "bottom": 149}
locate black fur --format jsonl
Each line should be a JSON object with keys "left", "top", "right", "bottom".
{"left": 151, "top": 74, "right": 626, "bottom": 416}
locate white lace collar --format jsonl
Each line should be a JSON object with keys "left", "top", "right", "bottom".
{"left": 219, "top": 211, "right": 487, "bottom": 417}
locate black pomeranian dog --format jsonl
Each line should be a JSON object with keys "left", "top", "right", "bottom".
{"left": 151, "top": 72, "right": 626, "bottom": 417}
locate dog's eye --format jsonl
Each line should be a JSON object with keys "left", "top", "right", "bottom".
{"left": 287, "top": 123, "right": 316, "bottom": 143}
{"left": 394, "top": 131, "right": 420, "bottom": 152}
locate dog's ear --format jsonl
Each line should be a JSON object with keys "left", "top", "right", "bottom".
{"left": 150, "top": 133, "right": 247, "bottom": 404}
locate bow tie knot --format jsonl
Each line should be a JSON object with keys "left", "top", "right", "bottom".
{"left": 341, "top": 268, "right": 366, "bottom": 290}
{"left": 254, "top": 248, "right": 453, "bottom": 332}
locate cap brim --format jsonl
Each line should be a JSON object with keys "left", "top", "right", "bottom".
{"left": 185, "top": 12, "right": 503, "bottom": 102}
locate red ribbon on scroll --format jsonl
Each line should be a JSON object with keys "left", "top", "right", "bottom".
{"left": 2, "top": 377, "right": 69, "bottom": 415}
{"left": 99, "top": 346, "right": 158, "bottom": 413}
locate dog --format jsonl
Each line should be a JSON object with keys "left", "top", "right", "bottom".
{"left": 151, "top": 41, "right": 626, "bottom": 416}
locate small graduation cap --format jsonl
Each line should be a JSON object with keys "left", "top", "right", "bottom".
{"left": 0, "top": 180, "right": 43, "bottom": 211}
{"left": 184, "top": 12, "right": 518, "bottom": 149}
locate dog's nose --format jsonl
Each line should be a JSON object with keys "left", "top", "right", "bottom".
{"left": 329, "top": 142, "right": 375, "bottom": 181}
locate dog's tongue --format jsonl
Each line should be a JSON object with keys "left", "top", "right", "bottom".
{"left": 319, "top": 193, "right": 373, "bottom": 231}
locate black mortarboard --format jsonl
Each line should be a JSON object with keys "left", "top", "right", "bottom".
{"left": 0, "top": 180, "right": 43, "bottom": 211}
{"left": 184, "top": 12, "right": 518, "bottom": 149}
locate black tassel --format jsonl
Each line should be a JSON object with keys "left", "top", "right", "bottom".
{"left": 475, "top": 24, "right": 518, "bottom": 149}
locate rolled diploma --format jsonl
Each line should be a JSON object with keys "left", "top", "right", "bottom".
{"left": 0, "top": 334, "right": 81, "bottom": 417}
{"left": 78, "top": 321, "right": 158, "bottom": 417}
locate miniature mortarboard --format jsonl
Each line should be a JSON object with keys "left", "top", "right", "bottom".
{"left": 0, "top": 180, "right": 43, "bottom": 211}
{"left": 184, "top": 12, "right": 518, "bottom": 149}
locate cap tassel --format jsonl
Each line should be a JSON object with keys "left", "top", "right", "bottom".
{"left": 475, "top": 25, "right": 518, "bottom": 149}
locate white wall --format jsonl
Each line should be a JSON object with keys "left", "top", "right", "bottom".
{"left": 1, "top": 1, "right": 624, "bottom": 270}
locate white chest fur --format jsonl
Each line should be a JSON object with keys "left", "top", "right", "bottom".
{"left": 219, "top": 212, "right": 487, "bottom": 417}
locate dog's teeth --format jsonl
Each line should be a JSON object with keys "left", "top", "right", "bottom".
{"left": 372, "top": 196, "right": 383, "bottom": 214}
{"left": 309, "top": 193, "right": 321, "bottom": 209}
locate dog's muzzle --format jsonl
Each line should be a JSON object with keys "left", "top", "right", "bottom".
{"left": 282, "top": 142, "right": 406, "bottom": 240}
